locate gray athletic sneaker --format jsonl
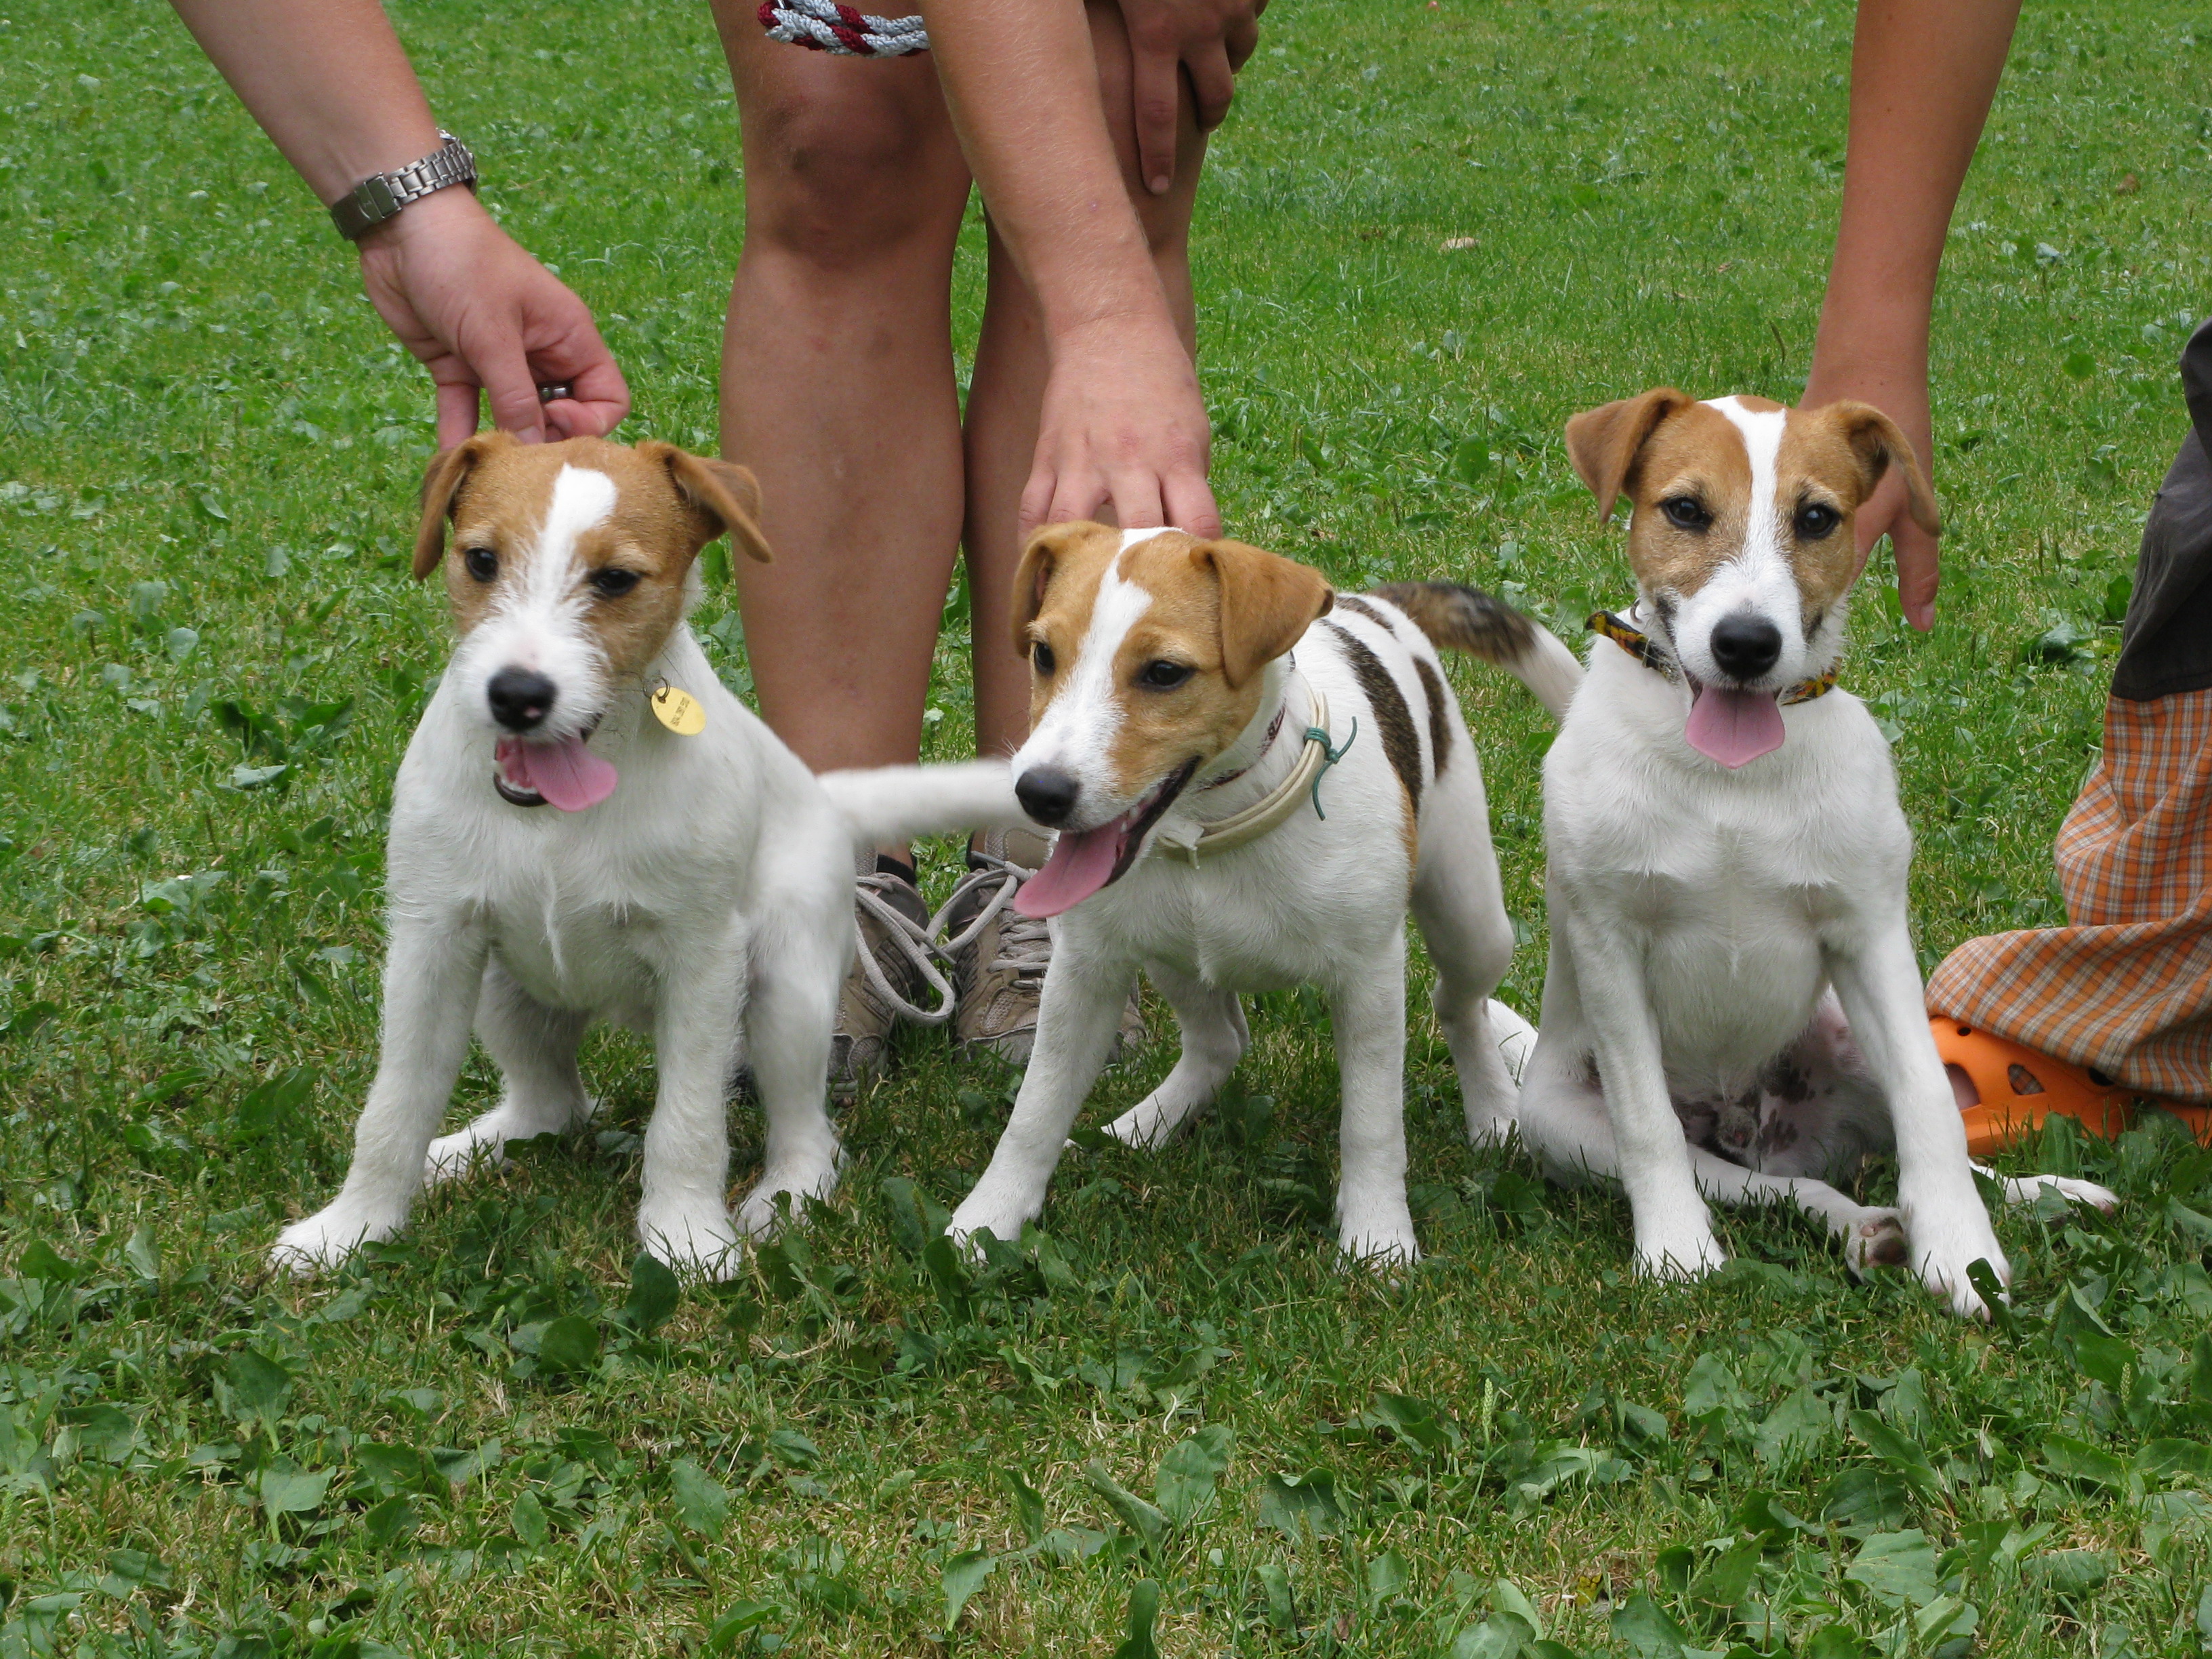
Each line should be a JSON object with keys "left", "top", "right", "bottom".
{"left": 933, "top": 828, "right": 1142, "bottom": 1065}
{"left": 832, "top": 853, "right": 954, "bottom": 1094}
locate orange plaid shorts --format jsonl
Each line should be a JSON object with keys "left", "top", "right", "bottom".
{"left": 1927, "top": 686, "right": 2212, "bottom": 1103}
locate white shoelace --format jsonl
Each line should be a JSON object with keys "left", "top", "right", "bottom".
{"left": 851, "top": 870, "right": 958, "bottom": 1027}
{"left": 931, "top": 849, "right": 1051, "bottom": 986}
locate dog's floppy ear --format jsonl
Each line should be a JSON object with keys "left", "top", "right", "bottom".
{"left": 1191, "top": 537, "right": 1335, "bottom": 689}
{"left": 1564, "top": 388, "right": 1692, "bottom": 522}
{"left": 1824, "top": 401, "right": 1942, "bottom": 537}
{"left": 1009, "top": 522, "right": 1109, "bottom": 658}
{"left": 413, "top": 431, "right": 514, "bottom": 579}
{"left": 641, "top": 442, "right": 773, "bottom": 565}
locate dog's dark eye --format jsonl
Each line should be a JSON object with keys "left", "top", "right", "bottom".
{"left": 1137, "top": 659, "right": 1193, "bottom": 691}
{"left": 462, "top": 546, "right": 498, "bottom": 582}
{"left": 1031, "top": 640, "right": 1056, "bottom": 676}
{"left": 588, "top": 567, "right": 642, "bottom": 599}
{"left": 1795, "top": 503, "right": 1841, "bottom": 540}
{"left": 1660, "top": 496, "right": 1711, "bottom": 531}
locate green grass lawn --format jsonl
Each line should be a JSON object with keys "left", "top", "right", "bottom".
{"left": 5, "top": 0, "right": 2212, "bottom": 1653}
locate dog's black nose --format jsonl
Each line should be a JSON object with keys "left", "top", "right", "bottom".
{"left": 487, "top": 666, "right": 558, "bottom": 732}
{"left": 1708, "top": 614, "right": 1782, "bottom": 681}
{"left": 1015, "top": 766, "right": 1081, "bottom": 827}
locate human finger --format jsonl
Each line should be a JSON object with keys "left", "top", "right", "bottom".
{"left": 470, "top": 325, "right": 550, "bottom": 443}
{"left": 1099, "top": 466, "right": 1168, "bottom": 534}
{"left": 1223, "top": 10, "right": 1259, "bottom": 70}
{"left": 1186, "top": 41, "right": 1237, "bottom": 131}
{"left": 434, "top": 377, "right": 483, "bottom": 449}
{"left": 1129, "top": 35, "right": 1184, "bottom": 195}
{"left": 1046, "top": 465, "right": 1115, "bottom": 533}
{"left": 1019, "top": 462, "right": 1063, "bottom": 541}
{"left": 1892, "top": 516, "right": 1942, "bottom": 632}
{"left": 538, "top": 356, "right": 630, "bottom": 440}
{"left": 1162, "top": 469, "right": 1221, "bottom": 540}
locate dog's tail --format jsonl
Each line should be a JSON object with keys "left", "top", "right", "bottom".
{"left": 1370, "top": 581, "right": 1582, "bottom": 720}
{"left": 817, "top": 760, "right": 1031, "bottom": 849}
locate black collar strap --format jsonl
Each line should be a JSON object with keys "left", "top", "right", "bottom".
{"left": 1586, "top": 611, "right": 1839, "bottom": 706}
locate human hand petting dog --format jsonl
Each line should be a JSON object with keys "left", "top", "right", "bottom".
{"left": 1024, "top": 319, "right": 1219, "bottom": 539}
{"left": 358, "top": 188, "right": 630, "bottom": 449}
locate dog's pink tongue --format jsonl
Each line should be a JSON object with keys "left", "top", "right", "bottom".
{"left": 1685, "top": 686, "right": 1787, "bottom": 769}
{"left": 1014, "top": 823, "right": 1124, "bottom": 918}
{"left": 501, "top": 735, "right": 619, "bottom": 811}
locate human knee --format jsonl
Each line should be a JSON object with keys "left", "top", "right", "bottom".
{"left": 741, "top": 94, "right": 962, "bottom": 267}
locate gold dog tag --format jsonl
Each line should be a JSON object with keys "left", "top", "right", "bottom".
{"left": 650, "top": 684, "right": 706, "bottom": 736}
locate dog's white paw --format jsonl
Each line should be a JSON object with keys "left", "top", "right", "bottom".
{"left": 270, "top": 1203, "right": 399, "bottom": 1277}
{"left": 1102, "top": 1090, "right": 1206, "bottom": 1150}
{"left": 732, "top": 1155, "right": 842, "bottom": 1239}
{"left": 1336, "top": 1196, "right": 1420, "bottom": 1271}
{"left": 946, "top": 1181, "right": 1042, "bottom": 1259}
{"left": 638, "top": 1203, "right": 746, "bottom": 1280}
{"left": 1634, "top": 1224, "right": 1728, "bottom": 1282}
{"left": 2026, "top": 1172, "right": 2121, "bottom": 1212}
{"left": 1905, "top": 1206, "right": 2009, "bottom": 1319}
{"left": 1841, "top": 1208, "right": 1910, "bottom": 1279}
{"left": 425, "top": 1099, "right": 592, "bottom": 1185}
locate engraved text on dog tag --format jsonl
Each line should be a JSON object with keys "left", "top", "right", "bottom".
{"left": 650, "top": 684, "right": 706, "bottom": 736}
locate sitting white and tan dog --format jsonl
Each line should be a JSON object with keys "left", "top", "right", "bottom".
{"left": 1517, "top": 390, "right": 2114, "bottom": 1317}
{"left": 272, "top": 434, "right": 1022, "bottom": 1277}
{"left": 945, "top": 523, "right": 1577, "bottom": 1264}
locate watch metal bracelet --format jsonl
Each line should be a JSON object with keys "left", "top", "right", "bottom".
{"left": 329, "top": 132, "right": 478, "bottom": 243}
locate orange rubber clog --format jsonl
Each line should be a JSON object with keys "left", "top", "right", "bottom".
{"left": 1931, "top": 1017, "right": 2136, "bottom": 1155}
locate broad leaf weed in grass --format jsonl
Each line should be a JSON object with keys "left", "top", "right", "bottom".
{"left": 5, "top": 0, "right": 2212, "bottom": 1652}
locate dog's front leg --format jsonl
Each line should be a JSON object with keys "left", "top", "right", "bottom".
{"left": 733, "top": 903, "right": 844, "bottom": 1241}
{"left": 1330, "top": 935, "right": 1420, "bottom": 1266}
{"left": 636, "top": 925, "right": 752, "bottom": 1278}
{"left": 271, "top": 911, "right": 489, "bottom": 1275}
{"left": 1554, "top": 906, "right": 1727, "bottom": 1280}
{"left": 947, "top": 936, "right": 1130, "bottom": 1254}
{"left": 1826, "top": 920, "right": 2007, "bottom": 1317}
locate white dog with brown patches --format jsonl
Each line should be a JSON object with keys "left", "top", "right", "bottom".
{"left": 270, "top": 433, "right": 1023, "bottom": 1277}
{"left": 944, "top": 523, "right": 1578, "bottom": 1264}
{"left": 1519, "top": 390, "right": 2113, "bottom": 1317}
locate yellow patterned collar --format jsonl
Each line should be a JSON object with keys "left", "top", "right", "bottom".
{"left": 1586, "top": 611, "right": 1839, "bottom": 705}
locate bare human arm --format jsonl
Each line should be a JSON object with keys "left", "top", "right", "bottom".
{"left": 167, "top": 0, "right": 628, "bottom": 447}
{"left": 1115, "top": 0, "right": 1263, "bottom": 197}
{"left": 925, "top": 0, "right": 1220, "bottom": 538}
{"left": 1803, "top": 0, "right": 2021, "bottom": 631}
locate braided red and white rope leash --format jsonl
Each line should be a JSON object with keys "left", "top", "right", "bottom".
{"left": 757, "top": 0, "right": 930, "bottom": 56}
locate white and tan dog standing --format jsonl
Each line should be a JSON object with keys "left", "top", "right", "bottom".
{"left": 945, "top": 523, "right": 1576, "bottom": 1264}
{"left": 272, "top": 434, "right": 1023, "bottom": 1277}
{"left": 1518, "top": 390, "right": 2113, "bottom": 1316}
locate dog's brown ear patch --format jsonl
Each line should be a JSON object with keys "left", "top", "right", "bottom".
{"left": 413, "top": 431, "right": 514, "bottom": 579}
{"left": 641, "top": 443, "right": 773, "bottom": 565}
{"left": 1564, "top": 388, "right": 1692, "bottom": 521}
{"left": 1010, "top": 522, "right": 1109, "bottom": 657}
{"left": 1828, "top": 402, "right": 1941, "bottom": 536}
{"left": 1193, "top": 538, "right": 1334, "bottom": 689}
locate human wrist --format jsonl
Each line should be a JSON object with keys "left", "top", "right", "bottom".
{"left": 352, "top": 179, "right": 495, "bottom": 258}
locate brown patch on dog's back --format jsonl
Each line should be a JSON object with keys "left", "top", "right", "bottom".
{"left": 1326, "top": 621, "right": 1422, "bottom": 815}
{"left": 1412, "top": 657, "right": 1452, "bottom": 776}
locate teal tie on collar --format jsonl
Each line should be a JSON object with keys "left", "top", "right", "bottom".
{"left": 1306, "top": 717, "right": 1357, "bottom": 820}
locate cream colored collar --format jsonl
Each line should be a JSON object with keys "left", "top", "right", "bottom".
{"left": 1155, "top": 676, "right": 1353, "bottom": 865}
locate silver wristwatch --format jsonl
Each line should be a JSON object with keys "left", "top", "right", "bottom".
{"left": 329, "top": 131, "right": 477, "bottom": 243}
